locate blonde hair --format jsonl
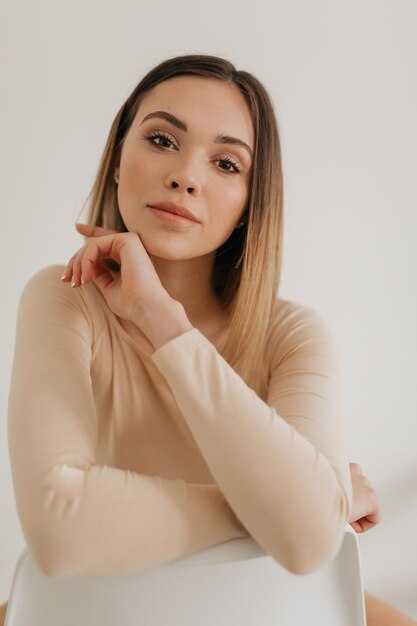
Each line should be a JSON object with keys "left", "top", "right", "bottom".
{"left": 78, "top": 54, "right": 284, "bottom": 396}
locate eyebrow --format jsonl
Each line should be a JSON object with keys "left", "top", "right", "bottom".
{"left": 140, "top": 110, "right": 253, "bottom": 160}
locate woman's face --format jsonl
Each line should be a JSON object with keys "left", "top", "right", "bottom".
{"left": 114, "top": 75, "right": 254, "bottom": 261}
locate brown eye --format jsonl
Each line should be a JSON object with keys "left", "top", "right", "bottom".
{"left": 143, "top": 131, "right": 175, "bottom": 149}
{"left": 144, "top": 132, "right": 242, "bottom": 175}
{"left": 217, "top": 157, "right": 242, "bottom": 174}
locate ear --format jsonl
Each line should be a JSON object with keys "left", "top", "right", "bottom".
{"left": 114, "top": 166, "right": 120, "bottom": 178}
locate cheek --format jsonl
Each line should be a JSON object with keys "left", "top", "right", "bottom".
{"left": 123, "top": 153, "right": 155, "bottom": 188}
{"left": 118, "top": 158, "right": 158, "bottom": 220}
{"left": 211, "top": 182, "right": 247, "bottom": 223}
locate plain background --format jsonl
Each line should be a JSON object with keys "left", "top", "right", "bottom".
{"left": 1, "top": 0, "right": 416, "bottom": 618}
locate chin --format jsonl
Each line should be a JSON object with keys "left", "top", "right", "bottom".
{"left": 134, "top": 231, "right": 195, "bottom": 260}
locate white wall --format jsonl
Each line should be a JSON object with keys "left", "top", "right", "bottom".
{"left": 1, "top": 0, "right": 416, "bottom": 618}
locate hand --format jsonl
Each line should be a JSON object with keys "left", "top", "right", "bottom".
{"left": 62, "top": 222, "right": 174, "bottom": 326}
{"left": 348, "top": 462, "right": 381, "bottom": 533}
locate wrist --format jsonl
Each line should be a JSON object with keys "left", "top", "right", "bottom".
{"left": 132, "top": 297, "right": 193, "bottom": 353}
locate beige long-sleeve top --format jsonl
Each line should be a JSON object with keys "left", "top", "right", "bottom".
{"left": 7, "top": 264, "right": 352, "bottom": 578}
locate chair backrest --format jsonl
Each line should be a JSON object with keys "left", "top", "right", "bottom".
{"left": 5, "top": 524, "right": 366, "bottom": 626}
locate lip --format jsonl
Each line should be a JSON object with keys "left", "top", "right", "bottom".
{"left": 148, "top": 206, "right": 198, "bottom": 227}
{"left": 147, "top": 201, "right": 200, "bottom": 223}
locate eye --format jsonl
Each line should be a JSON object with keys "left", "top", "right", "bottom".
{"left": 143, "top": 131, "right": 243, "bottom": 175}
{"left": 144, "top": 131, "right": 175, "bottom": 149}
{"left": 217, "top": 156, "right": 242, "bottom": 175}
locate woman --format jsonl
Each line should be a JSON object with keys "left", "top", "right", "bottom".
{"left": 4, "top": 54, "right": 416, "bottom": 624}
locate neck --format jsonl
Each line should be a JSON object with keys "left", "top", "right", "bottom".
{"left": 148, "top": 252, "right": 226, "bottom": 330}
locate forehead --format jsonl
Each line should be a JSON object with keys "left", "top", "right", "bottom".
{"left": 135, "top": 75, "right": 254, "bottom": 147}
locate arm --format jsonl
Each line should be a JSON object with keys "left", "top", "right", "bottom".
{"left": 7, "top": 266, "right": 247, "bottom": 578}
{"left": 148, "top": 302, "right": 353, "bottom": 575}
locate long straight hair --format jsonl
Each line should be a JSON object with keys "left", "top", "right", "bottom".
{"left": 79, "top": 54, "right": 284, "bottom": 397}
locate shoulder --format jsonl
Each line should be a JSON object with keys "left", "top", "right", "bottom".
{"left": 266, "top": 297, "right": 338, "bottom": 368}
{"left": 21, "top": 264, "right": 67, "bottom": 289}
{"left": 19, "top": 264, "right": 83, "bottom": 307}
{"left": 270, "top": 297, "right": 333, "bottom": 331}
{"left": 18, "top": 264, "right": 71, "bottom": 309}
{"left": 17, "top": 264, "right": 86, "bottom": 321}
{"left": 18, "top": 264, "right": 106, "bottom": 335}
{"left": 21, "top": 264, "right": 104, "bottom": 308}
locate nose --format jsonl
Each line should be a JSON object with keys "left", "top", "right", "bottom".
{"left": 164, "top": 156, "right": 202, "bottom": 195}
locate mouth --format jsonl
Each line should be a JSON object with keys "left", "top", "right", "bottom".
{"left": 147, "top": 201, "right": 200, "bottom": 223}
{"left": 147, "top": 206, "right": 199, "bottom": 227}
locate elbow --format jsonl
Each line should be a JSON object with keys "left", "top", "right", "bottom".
{"left": 35, "top": 558, "right": 79, "bottom": 579}
{"left": 25, "top": 508, "right": 87, "bottom": 578}
{"left": 27, "top": 464, "right": 93, "bottom": 577}
{"left": 30, "top": 533, "right": 84, "bottom": 578}
{"left": 33, "top": 555, "right": 68, "bottom": 578}
{"left": 288, "top": 481, "right": 352, "bottom": 576}
{"left": 284, "top": 521, "right": 347, "bottom": 576}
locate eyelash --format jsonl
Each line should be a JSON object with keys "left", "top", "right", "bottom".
{"left": 143, "top": 131, "right": 243, "bottom": 175}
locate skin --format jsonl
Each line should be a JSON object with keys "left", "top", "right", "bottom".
{"left": 62, "top": 76, "right": 255, "bottom": 353}
{"left": 347, "top": 462, "right": 381, "bottom": 532}
{"left": 62, "top": 227, "right": 193, "bottom": 357}
{"left": 112, "top": 75, "right": 254, "bottom": 341}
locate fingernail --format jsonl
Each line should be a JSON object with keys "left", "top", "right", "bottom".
{"left": 60, "top": 273, "right": 66, "bottom": 281}
{"left": 81, "top": 274, "right": 85, "bottom": 285}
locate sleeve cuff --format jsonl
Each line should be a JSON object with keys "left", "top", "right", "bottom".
{"left": 150, "top": 327, "right": 214, "bottom": 375}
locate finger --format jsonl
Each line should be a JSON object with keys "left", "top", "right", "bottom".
{"left": 79, "top": 244, "right": 97, "bottom": 285}
{"left": 80, "top": 248, "right": 105, "bottom": 285}
{"left": 355, "top": 509, "right": 381, "bottom": 532}
{"left": 91, "top": 261, "right": 116, "bottom": 294}
{"left": 366, "top": 509, "right": 382, "bottom": 525}
{"left": 75, "top": 224, "right": 93, "bottom": 240}
{"left": 76, "top": 223, "right": 119, "bottom": 237}
{"left": 61, "top": 249, "right": 84, "bottom": 284}
{"left": 349, "top": 462, "right": 361, "bottom": 477}
{"left": 359, "top": 517, "right": 378, "bottom": 532}
{"left": 60, "top": 264, "right": 72, "bottom": 282}
{"left": 349, "top": 521, "right": 362, "bottom": 533}
{"left": 351, "top": 519, "right": 369, "bottom": 533}
{"left": 80, "top": 235, "right": 122, "bottom": 283}
{"left": 71, "top": 250, "right": 85, "bottom": 287}
{"left": 363, "top": 490, "right": 381, "bottom": 523}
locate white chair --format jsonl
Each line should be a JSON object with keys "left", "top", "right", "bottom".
{"left": 5, "top": 524, "right": 366, "bottom": 626}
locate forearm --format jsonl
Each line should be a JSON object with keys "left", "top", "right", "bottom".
{"left": 23, "top": 465, "right": 246, "bottom": 577}
{"left": 148, "top": 313, "right": 352, "bottom": 575}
